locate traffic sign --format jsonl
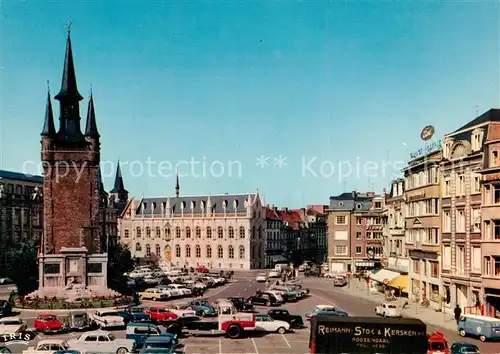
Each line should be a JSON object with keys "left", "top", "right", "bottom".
{"left": 383, "top": 278, "right": 389, "bottom": 284}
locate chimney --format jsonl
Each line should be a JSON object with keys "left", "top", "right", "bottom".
{"left": 266, "top": 204, "right": 270, "bottom": 208}
{"left": 352, "top": 191, "right": 356, "bottom": 199}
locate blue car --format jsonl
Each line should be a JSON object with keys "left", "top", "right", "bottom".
{"left": 118, "top": 307, "right": 151, "bottom": 323}
{"left": 187, "top": 300, "right": 217, "bottom": 317}
{"left": 140, "top": 335, "right": 184, "bottom": 354}
{"left": 450, "top": 342, "right": 480, "bottom": 354}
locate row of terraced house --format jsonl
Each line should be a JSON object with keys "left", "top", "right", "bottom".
{"left": 378, "top": 109, "right": 500, "bottom": 320}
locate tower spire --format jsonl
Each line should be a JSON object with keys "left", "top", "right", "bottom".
{"left": 110, "top": 161, "right": 126, "bottom": 194}
{"left": 85, "top": 92, "right": 100, "bottom": 137}
{"left": 54, "top": 25, "right": 83, "bottom": 102}
{"left": 175, "top": 173, "right": 180, "bottom": 198}
{"left": 41, "top": 87, "right": 56, "bottom": 137}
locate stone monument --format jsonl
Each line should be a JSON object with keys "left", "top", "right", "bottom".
{"left": 30, "top": 26, "right": 118, "bottom": 301}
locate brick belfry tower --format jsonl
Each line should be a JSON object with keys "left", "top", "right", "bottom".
{"left": 36, "top": 27, "right": 116, "bottom": 298}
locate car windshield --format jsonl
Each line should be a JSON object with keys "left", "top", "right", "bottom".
{"left": 42, "top": 316, "right": 57, "bottom": 321}
{"left": 258, "top": 273, "right": 266, "bottom": 276}
{"left": 145, "top": 341, "right": 173, "bottom": 349}
{"left": 108, "top": 334, "right": 116, "bottom": 341}
{"left": 73, "top": 314, "right": 85, "bottom": 319}
{"left": 102, "top": 312, "right": 119, "bottom": 316}
{"left": 158, "top": 308, "right": 167, "bottom": 313}
{"left": 257, "top": 315, "right": 270, "bottom": 321}
{"left": 430, "top": 342, "right": 445, "bottom": 350}
{"left": 129, "top": 308, "right": 142, "bottom": 313}
{"left": 1, "top": 320, "right": 22, "bottom": 325}
{"left": 199, "top": 301, "right": 210, "bottom": 306}
{"left": 387, "top": 305, "right": 397, "bottom": 309}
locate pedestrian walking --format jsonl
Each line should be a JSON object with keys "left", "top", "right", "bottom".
{"left": 454, "top": 304, "right": 462, "bottom": 324}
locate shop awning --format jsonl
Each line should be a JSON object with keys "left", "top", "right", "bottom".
{"left": 387, "top": 275, "right": 409, "bottom": 294}
{"left": 269, "top": 255, "right": 288, "bottom": 263}
{"left": 370, "top": 269, "right": 400, "bottom": 284}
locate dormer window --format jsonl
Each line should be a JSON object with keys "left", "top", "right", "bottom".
{"left": 443, "top": 137, "right": 453, "bottom": 159}
{"left": 492, "top": 150, "right": 499, "bottom": 167}
{"left": 471, "top": 128, "right": 484, "bottom": 152}
{"left": 338, "top": 202, "right": 344, "bottom": 207}
{"left": 233, "top": 199, "right": 239, "bottom": 209}
{"left": 201, "top": 200, "right": 206, "bottom": 211}
{"left": 191, "top": 201, "right": 196, "bottom": 210}
{"left": 181, "top": 201, "right": 186, "bottom": 209}
{"left": 223, "top": 200, "right": 228, "bottom": 209}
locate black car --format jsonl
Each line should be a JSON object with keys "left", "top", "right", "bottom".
{"left": 450, "top": 342, "right": 480, "bottom": 354}
{"left": 227, "top": 297, "right": 255, "bottom": 312}
{"left": 0, "top": 300, "right": 12, "bottom": 318}
{"left": 268, "top": 308, "right": 305, "bottom": 329}
{"left": 247, "top": 293, "right": 280, "bottom": 307}
{"left": 118, "top": 307, "right": 151, "bottom": 323}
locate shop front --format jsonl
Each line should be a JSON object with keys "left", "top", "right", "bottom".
{"left": 484, "top": 287, "right": 500, "bottom": 319}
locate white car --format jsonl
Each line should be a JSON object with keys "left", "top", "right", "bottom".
{"left": 254, "top": 314, "right": 290, "bottom": 334}
{"left": 22, "top": 339, "right": 70, "bottom": 354}
{"left": 212, "top": 277, "right": 226, "bottom": 285}
{"left": 90, "top": 310, "right": 125, "bottom": 329}
{"left": 256, "top": 273, "right": 268, "bottom": 282}
{"left": 155, "top": 285, "right": 174, "bottom": 298}
{"left": 0, "top": 316, "right": 27, "bottom": 335}
{"left": 375, "top": 302, "right": 402, "bottom": 318}
{"left": 166, "top": 304, "right": 197, "bottom": 318}
{"left": 183, "top": 280, "right": 207, "bottom": 290}
{"left": 268, "top": 270, "right": 280, "bottom": 278}
{"left": 67, "top": 330, "right": 134, "bottom": 354}
{"left": 167, "top": 284, "right": 192, "bottom": 296}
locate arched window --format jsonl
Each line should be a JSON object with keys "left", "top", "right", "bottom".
{"left": 195, "top": 226, "right": 201, "bottom": 238}
{"left": 239, "top": 226, "right": 245, "bottom": 238}
{"left": 218, "top": 226, "right": 224, "bottom": 238}
{"left": 175, "top": 244, "right": 181, "bottom": 258}
{"left": 155, "top": 227, "right": 161, "bottom": 238}
{"left": 239, "top": 245, "right": 245, "bottom": 259}
{"left": 206, "top": 227, "right": 212, "bottom": 238}
{"left": 186, "top": 245, "right": 191, "bottom": 258}
{"left": 146, "top": 227, "right": 151, "bottom": 238}
{"left": 155, "top": 244, "right": 161, "bottom": 256}
{"left": 196, "top": 245, "right": 201, "bottom": 258}
{"left": 186, "top": 227, "right": 191, "bottom": 238}
{"left": 146, "top": 244, "right": 151, "bottom": 257}
{"left": 206, "top": 245, "right": 212, "bottom": 258}
{"left": 165, "top": 228, "right": 171, "bottom": 239}
{"left": 228, "top": 245, "right": 234, "bottom": 259}
{"left": 228, "top": 226, "right": 235, "bottom": 238}
{"left": 217, "top": 245, "right": 223, "bottom": 258}
{"left": 135, "top": 243, "right": 141, "bottom": 251}
{"left": 175, "top": 227, "right": 181, "bottom": 238}
{"left": 136, "top": 227, "right": 142, "bottom": 238}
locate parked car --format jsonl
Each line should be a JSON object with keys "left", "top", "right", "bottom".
{"left": 458, "top": 314, "right": 500, "bottom": 342}
{"left": 67, "top": 330, "right": 135, "bottom": 354}
{"left": 67, "top": 311, "right": 91, "bottom": 331}
{"left": 139, "top": 335, "right": 184, "bottom": 354}
{"left": 227, "top": 297, "right": 255, "bottom": 312}
{"left": 187, "top": 300, "right": 217, "bottom": 317}
{"left": 254, "top": 314, "right": 290, "bottom": 334}
{"left": 333, "top": 276, "right": 347, "bottom": 286}
{"left": 126, "top": 322, "right": 177, "bottom": 349}
{"left": 268, "top": 270, "right": 280, "bottom": 278}
{"left": 167, "top": 284, "right": 191, "bottom": 297}
{"left": 34, "top": 314, "right": 66, "bottom": 334}
{"left": 118, "top": 307, "right": 151, "bottom": 324}
{"left": 195, "top": 266, "right": 209, "bottom": 273}
{"left": 22, "top": 339, "right": 70, "bottom": 354}
{"left": 305, "top": 305, "right": 348, "bottom": 320}
{"left": 165, "top": 305, "right": 197, "bottom": 319}
{"left": 90, "top": 310, "right": 126, "bottom": 329}
{"left": 255, "top": 273, "right": 267, "bottom": 283}
{"left": 140, "top": 288, "right": 170, "bottom": 301}
{"left": 0, "top": 301, "right": 12, "bottom": 318}
{"left": 450, "top": 342, "right": 480, "bottom": 354}
{"left": 267, "top": 308, "right": 305, "bottom": 329}
{"left": 314, "top": 309, "right": 349, "bottom": 318}
{"left": 375, "top": 302, "right": 402, "bottom": 318}
{"left": 0, "top": 316, "right": 26, "bottom": 334}
{"left": 247, "top": 293, "right": 280, "bottom": 307}
{"left": 146, "top": 307, "right": 179, "bottom": 322}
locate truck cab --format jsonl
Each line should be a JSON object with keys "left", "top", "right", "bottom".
{"left": 427, "top": 331, "right": 450, "bottom": 354}
{"left": 126, "top": 322, "right": 177, "bottom": 349}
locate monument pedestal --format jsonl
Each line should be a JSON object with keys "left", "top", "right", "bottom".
{"left": 32, "top": 247, "right": 118, "bottom": 300}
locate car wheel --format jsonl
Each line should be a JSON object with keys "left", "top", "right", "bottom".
{"left": 266, "top": 301, "right": 271, "bottom": 307}
{"left": 116, "top": 347, "right": 128, "bottom": 354}
{"left": 459, "top": 329, "right": 466, "bottom": 337}
{"left": 277, "top": 326, "right": 286, "bottom": 334}
{"left": 200, "top": 310, "right": 206, "bottom": 317}
{"left": 479, "top": 335, "right": 486, "bottom": 342}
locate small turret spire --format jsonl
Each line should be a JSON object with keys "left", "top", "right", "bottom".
{"left": 41, "top": 88, "right": 56, "bottom": 137}
{"left": 110, "top": 161, "right": 126, "bottom": 193}
{"left": 85, "top": 93, "right": 100, "bottom": 137}
{"left": 175, "top": 174, "right": 180, "bottom": 198}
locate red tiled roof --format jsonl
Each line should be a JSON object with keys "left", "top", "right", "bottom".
{"left": 264, "top": 207, "right": 282, "bottom": 221}
{"left": 487, "top": 122, "right": 500, "bottom": 142}
{"left": 306, "top": 204, "right": 327, "bottom": 215}
{"left": 278, "top": 209, "right": 304, "bottom": 230}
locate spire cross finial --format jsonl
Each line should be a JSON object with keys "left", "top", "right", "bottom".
{"left": 67, "top": 20, "right": 72, "bottom": 35}
{"left": 47, "top": 80, "right": 50, "bottom": 94}
{"left": 90, "top": 84, "right": 92, "bottom": 96}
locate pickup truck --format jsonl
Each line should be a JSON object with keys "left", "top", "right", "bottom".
{"left": 165, "top": 302, "right": 256, "bottom": 339}
{"left": 309, "top": 316, "right": 428, "bottom": 354}
{"left": 267, "top": 309, "right": 305, "bottom": 329}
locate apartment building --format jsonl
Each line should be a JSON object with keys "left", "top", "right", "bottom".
{"left": 403, "top": 149, "right": 442, "bottom": 309}
{"left": 304, "top": 205, "right": 328, "bottom": 264}
{"left": 327, "top": 192, "right": 384, "bottom": 273}
{"left": 441, "top": 110, "right": 500, "bottom": 312}
{"left": 479, "top": 121, "right": 500, "bottom": 318}
{"left": 263, "top": 206, "right": 287, "bottom": 267}
{"left": 383, "top": 179, "right": 408, "bottom": 274}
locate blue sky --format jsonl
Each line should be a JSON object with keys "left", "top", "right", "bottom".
{"left": 1, "top": 1, "right": 498, "bottom": 207}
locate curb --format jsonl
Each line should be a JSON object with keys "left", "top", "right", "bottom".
{"left": 14, "top": 305, "right": 131, "bottom": 313}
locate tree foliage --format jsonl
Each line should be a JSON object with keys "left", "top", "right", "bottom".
{"left": 107, "top": 242, "right": 134, "bottom": 294}
{"left": 4, "top": 239, "right": 38, "bottom": 295}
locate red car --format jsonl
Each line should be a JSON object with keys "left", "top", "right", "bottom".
{"left": 195, "top": 266, "right": 209, "bottom": 273}
{"left": 34, "top": 313, "right": 65, "bottom": 333}
{"left": 146, "top": 307, "right": 178, "bottom": 322}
